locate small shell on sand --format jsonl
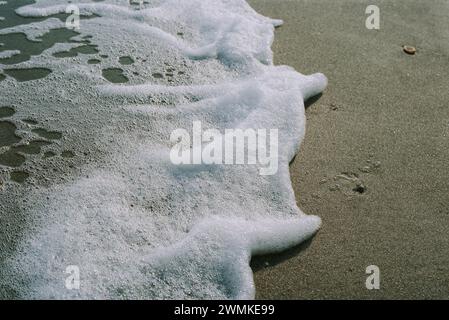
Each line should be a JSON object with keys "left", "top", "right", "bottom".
{"left": 403, "top": 45, "right": 416, "bottom": 55}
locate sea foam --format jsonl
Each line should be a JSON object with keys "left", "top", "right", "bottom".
{"left": 1, "top": 0, "right": 327, "bottom": 299}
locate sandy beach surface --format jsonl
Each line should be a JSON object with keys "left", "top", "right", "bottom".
{"left": 249, "top": 0, "right": 449, "bottom": 299}
{"left": 1, "top": 0, "right": 448, "bottom": 300}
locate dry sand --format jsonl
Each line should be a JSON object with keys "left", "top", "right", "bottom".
{"left": 249, "top": 0, "right": 449, "bottom": 299}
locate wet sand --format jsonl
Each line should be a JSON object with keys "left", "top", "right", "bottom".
{"left": 249, "top": 0, "right": 449, "bottom": 299}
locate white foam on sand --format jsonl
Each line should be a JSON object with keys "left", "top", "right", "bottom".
{"left": 0, "top": 49, "right": 20, "bottom": 58}
{"left": 2, "top": 0, "right": 327, "bottom": 299}
{"left": 0, "top": 18, "right": 65, "bottom": 41}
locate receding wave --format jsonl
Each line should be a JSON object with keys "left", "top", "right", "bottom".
{"left": 0, "top": 0, "right": 327, "bottom": 299}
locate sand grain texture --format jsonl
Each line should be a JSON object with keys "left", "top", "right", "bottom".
{"left": 249, "top": 0, "right": 449, "bottom": 299}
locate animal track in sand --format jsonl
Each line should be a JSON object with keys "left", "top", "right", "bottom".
{"left": 329, "top": 172, "right": 366, "bottom": 195}
{"left": 324, "top": 160, "right": 381, "bottom": 196}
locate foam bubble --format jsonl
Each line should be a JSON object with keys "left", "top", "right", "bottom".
{"left": 1, "top": 0, "right": 327, "bottom": 299}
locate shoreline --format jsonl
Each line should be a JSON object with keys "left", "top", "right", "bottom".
{"left": 249, "top": 0, "right": 449, "bottom": 299}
